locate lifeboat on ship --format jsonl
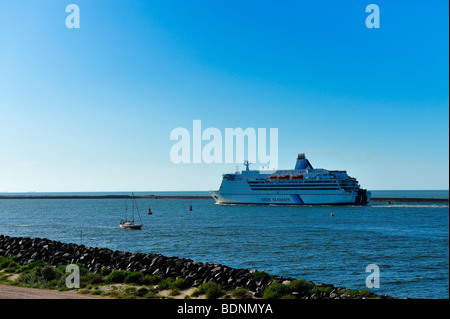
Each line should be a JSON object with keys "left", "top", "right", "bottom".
{"left": 291, "top": 174, "right": 304, "bottom": 180}
{"left": 278, "top": 175, "right": 290, "bottom": 180}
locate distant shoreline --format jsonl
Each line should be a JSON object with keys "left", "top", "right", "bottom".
{"left": 0, "top": 195, "right": 448, "bottom": 203}
{"left": 369, "top": 197, "right": 449, "bottom": 203}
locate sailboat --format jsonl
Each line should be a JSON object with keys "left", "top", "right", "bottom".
{"left": 119, "top": 193, "right": 143, "bottom": 230}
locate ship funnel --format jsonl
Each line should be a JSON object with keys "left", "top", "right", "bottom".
{"left": 294, "top": 153, "right": 313, "bottom": 170}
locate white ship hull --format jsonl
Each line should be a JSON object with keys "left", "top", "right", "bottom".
{"left": 210, "top": 191, "right": 371, "bottom": 205}
{"left": 210, "top": 153, "right": 371, "bottom": 206}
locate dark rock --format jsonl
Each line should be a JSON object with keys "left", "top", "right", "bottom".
{"left": 211, "top": 266, "right": 222, "bottom": 274}
{"left": 255, "top": 287, "right": 264, "bottom": 298}
{"left": 193, "top": 279, "right": 202, "bottom": 287}
{"left": 245, "top": 279, "right": 256, "bottom": 291}
{"left": 234, "top": 276, "right": 248, "bottom": 287}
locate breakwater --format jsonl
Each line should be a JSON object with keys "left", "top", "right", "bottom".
{"left": 0, "top": 195, "right": 447, "bottom": 202}
{"left": 0, "top": 234, "right": 391, "bottom": 299}
{"left": 370, "top": 198, "right": 449, "bottom": 203}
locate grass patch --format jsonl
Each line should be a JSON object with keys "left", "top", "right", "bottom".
{"left": 90, "top": 273, "right": 103, "bottom": 285}
{"left": 358, "top": 289, "right": 373, "bottom": 298}
{"left": 252, "top": 270, "right": 271, "bottom": 281}
{"left": 105, "top": 270, "right": 163, "bottom": 286}
{"left": 231, "top": 287, "right": 252, "bottom": 299}
{"left": 0, "top": 257, "right": 20, "bottom": 273}
{"left": 261, "top": 279, "right": 373, "bottom": 299}
{"left": 287, "top": 279, "right": 314, "bottom": 294}
{"left": 144, "top": 274, "right": 163, "bottom": 285}
{"left": 262, "top": 282, "right": 290, "bottom": 299}
{"left": 136, "top": 287, "right": 150, "bottom": 297}
{"left": 16, "top": 265, "right": 65, "bottom": 289}
{"left": 105, "top": 270, "right": 129, "bottom": 283}
{"left": 262, "top": 279, "right": 329, "bottom": 299}
{"left": 157, "top": 277, "right": 188, "bottom": 291}
{"left": 169, "top": 287, "right": 181, "bottom": 296}
{"left": 19, "top": 260, "right": 48, "bottom": 273}
{"left": 192, "top": 281, "right": 225, "bottom": 299}
{"left": 124, "top": 272, "right": 145, "bottom": 285}
{"left": 100, "top": 267, "right": 112, "bottom": 276}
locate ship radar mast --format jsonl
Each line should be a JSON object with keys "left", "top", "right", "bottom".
{"left": 243, "top": 160, "right": 251, "bottom": 171}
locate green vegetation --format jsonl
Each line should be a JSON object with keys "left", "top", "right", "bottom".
{"left": 0, "top": 256, "right": 376, "bottom": 299}
{"left": 0, "top": 256, "right": 227, "bottom": 299}
{"left": 105, "top": 270, "right": 128, "bottom": 283}
{"left": 192, "top": 281, "right": 225, "bottom": 299}
{"left": 261, "top": 279, "right": 377, "bottom": 299}
{"left": 262, "top": 279, "right": 338, "bottom": 299}
{"left": 0, "top": 257, "right": 20, "bottom": 273}
{"left": 16, "top": 265, "right": 64, "bottom": 289}
{"left": 231, "top": 287, "right": 252, "bottom": 299}
{"left": 157, "top": 277, "right": 188, "bottom": 291}
{"left": 252, "top": 270, "right": 271, "bottom": 281}
{"left": 100, "top": 267, "right": 111, "bottom": 276}
{"left": 19, "top": 260, "right": 47, "bottom": 273}
{"left": 262, "top": 282, "right": 290, "bottom": 299}
{"left": 287, "top": 278, "right": 315, "bottom": 294}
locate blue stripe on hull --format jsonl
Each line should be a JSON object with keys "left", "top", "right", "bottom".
{"left": 290, "top": 194, "right": 304, "bottom": 204}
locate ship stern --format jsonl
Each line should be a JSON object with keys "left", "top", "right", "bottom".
{"left": 355, "top": 189, "right": 371, "bottom": 205}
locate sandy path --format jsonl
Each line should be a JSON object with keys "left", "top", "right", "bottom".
{"left": 0, "top": 284, "right": 104, "bottom": 299}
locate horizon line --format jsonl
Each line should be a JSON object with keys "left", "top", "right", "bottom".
{"left": 1, "top": 189, "right": 449, "bottom": 193}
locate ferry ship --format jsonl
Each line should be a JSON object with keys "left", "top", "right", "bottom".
{"left": 210, "top": 154, "right": 371, "bottom": 205}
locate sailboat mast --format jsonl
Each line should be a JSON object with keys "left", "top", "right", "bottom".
{"left": 135, "top": 193, "right": 142, "bottom": 224}
{"left": 131, "top": 192, "right": 135, "bottom": 222}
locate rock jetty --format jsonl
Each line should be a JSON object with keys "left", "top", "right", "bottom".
{"left": 0, "top": 234, "right": 391, "bottom": 299}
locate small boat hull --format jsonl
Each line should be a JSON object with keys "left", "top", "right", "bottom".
{"left": 119, "top": 222, "right": 143, "bottom": 230}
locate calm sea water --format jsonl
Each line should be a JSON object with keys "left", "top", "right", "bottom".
{"left": 0, "top": 191, "right": 448, "bottom": 299}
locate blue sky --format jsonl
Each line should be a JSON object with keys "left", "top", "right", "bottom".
{"left": 0, "top": 0, "right": 448, "bottom": 191}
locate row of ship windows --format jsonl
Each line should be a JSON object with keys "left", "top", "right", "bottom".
{"left": 247, "top": 179, "right": 342, "bottom": 184}
{"left": 225, "top": 190, "right": 343, "bottom": 194}
{"left": 246, "top": 184, "right": 340, "bottom": 186}
{"left": 249, "top": 185, "right": 343, "bottom": 187}
{"left": 247, "top": 183, "right": 358, "bottom": 187}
